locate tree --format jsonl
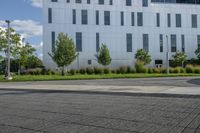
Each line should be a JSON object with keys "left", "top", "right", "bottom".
{"left": 172, "top": 51, "right": 187, "bottom": 67}
{"left": 26, "top": 56, "right": 43, "bottom": 69}
{"left": 0, "top": 28, "right": 21, "bottom": 56}
{"left": 135, "top": 49, "right": 152, "bottom": 65}
{"left": 195, "top": 47, "right": 200, "bottom": 61}
{"left": 18, "top": 44, "right": 36, "bottom": 69}
{"left": 49, "top": 33, "right": 77, "bottom": 76}
{"left": 96, "top": 44, "right": 112, "bottom": 66}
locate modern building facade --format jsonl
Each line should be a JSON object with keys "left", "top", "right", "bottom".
{"left": 43, "top": 0, "right": 200, "bottom": 69}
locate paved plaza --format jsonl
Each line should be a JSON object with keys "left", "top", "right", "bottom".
{"left": 0, "top": 77, "right": 200, "bottom": 133}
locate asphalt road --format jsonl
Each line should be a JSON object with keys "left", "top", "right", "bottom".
{"left": 0, "top": 89, "right": 200, "bottom": 133}
{"left": 1, "top": 77, "right": 199, "bottom": 87}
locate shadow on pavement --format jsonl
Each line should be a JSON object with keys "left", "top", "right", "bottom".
{"left": 0, "top": 88, "right": 200, "bottom": 99}
{"left": 187, "top": 78, "right": 200, "bottom": 85}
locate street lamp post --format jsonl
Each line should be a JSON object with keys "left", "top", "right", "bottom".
{"left": 5, "top": 20, "right": 12, "bottom": 80}
{"left": 166, "top": 35, "right": 169, "bottom": 74}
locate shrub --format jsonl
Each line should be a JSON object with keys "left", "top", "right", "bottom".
{"left": 94, "top": 67, "right": 104, "bottom": 74}
{"left": 79, "top": 68, "right": 86, "bottom": 74}
{"left": 160, "top": 68, "right": 167, "bottom": 73}
{"left": 148, "top": 68, "right": 153, "bottom": 74}
{"left": 24, "top": 68, "right": 42, "bottom": 75}
{"left": 153, "top": 68, "right": 161, "bottom": 73}
{"left": 185, "top": 65, "right": 194, "bottom": 73}
{"left": 173, "top": 67, "right": 181, "bottom": 73}
{"left": 131, "top": 68, "right": 136, "bottom": 73}
{"left": 69, "top": 69, "right": 76, "bottom": 75}
{"left": 119, "top": 66, "right": 128, "bottom": 74}
{"left": 194, "top": 67, "right": 200, "bottom": 74}
{"left": 111, "top": 69, "right": 116, "bottom": 74}
{"left": 104, "top": 68, "right": 110, "bottom": 74}
{"left": 86, "top": 67, "right": 94, "bottom": 75}
{"left": 169, "top": 68, "right": 175, "bottom": 73}
{"left": 135, "top": 61, "right": 147, "bottom": 73}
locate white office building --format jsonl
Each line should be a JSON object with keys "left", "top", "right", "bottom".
{"left": 43, "top": 0, "right": 200, "bottom": 69}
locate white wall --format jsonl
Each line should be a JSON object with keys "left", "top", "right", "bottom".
{"left": 43, "top": 0, "right": 200, "bottom": 69}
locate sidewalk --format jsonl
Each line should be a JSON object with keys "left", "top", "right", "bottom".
{"left": 0, "top": 77, "right": 199, "bottom": 95}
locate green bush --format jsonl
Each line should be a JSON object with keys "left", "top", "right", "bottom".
{"left": 173, "top": 67, "right": 181, "bottom": 73}
{"left": 24, "top": 68, "right": 42, "bottom": 75}
{"left": 69, "top": 69, "right": 76, "bottom": 75}
{"left": 135, "top": 61, "right": 147, "bottom": 73}
{"left": 148, "top": 68, "right": 153, "bottom": 74}
{"left": 185, "top": 65, "right": 194, "bottom": 73}
{"left": 119, "top": 66, "right": 128, "bottom": 74}
{"left": 104, "top": 68, "right": 110, "bottom": 74}
{"left": 86, "top": 67, "right": 94, "bottom": 75}
{"left": 131, "top": 68, "right": 136, "bottom": 73}
{"left": 111, "top": 69, "right": 116, "bottom": 74}
{"left": 79, "top": 68, "right": 86, "bottom": 74}
{"left": 94, "top": 67, "right": 104, "bottom": 74}
{"left": 194, "top": 67, "right": 200, "bottom": 74}
{"left": 153, "top": 68, "right": 161, "bottom": 73}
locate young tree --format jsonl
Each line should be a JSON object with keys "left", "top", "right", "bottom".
{"left": 18, "top": 44, "right": 36, "bottom": 69}
{"left": 172, "top": 51, "right": 187, "bottom": 67}
{"left": 96, "top": 44, "right": 112, "bottom": 66}
{"left": 49, "top": 33, "right": 77, "bottom": 76}
{"left": 135, "top": 49, "right": 152, "bottom": 65}
{"left": 195, "top": 47, "right": 200, "bottom": 61}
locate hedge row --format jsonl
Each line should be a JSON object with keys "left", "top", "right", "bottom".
{"left": 16, "top": 65, "right": 200, "bottom": 75}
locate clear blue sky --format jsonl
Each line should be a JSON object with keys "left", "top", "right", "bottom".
{"left": 0, "top": 0, "right": 43, "bottom": 58}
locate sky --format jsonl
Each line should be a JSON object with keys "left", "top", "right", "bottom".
{"left": 0, "top": 0, "right": 43, "bottom": 58}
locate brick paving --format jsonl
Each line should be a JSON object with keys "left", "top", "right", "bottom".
{"left": 0, "top": 90, "right": 200, "bottom": 133}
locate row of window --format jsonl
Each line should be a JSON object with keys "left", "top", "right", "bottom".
{"left": 51, "top": 0, "right": 149, "bottom": 7}
{"left": 51, "top": 32, "right": 200, "bottom": 53}
{"left": 48, "top": 8, "right": 199, "bottom": 28}
{"left": 152, "top": 0, "right": 200, "bottom": 4}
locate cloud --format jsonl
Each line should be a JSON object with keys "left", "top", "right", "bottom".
{"left": 32, "top": 42, "right": 43, "bottom": 59}
{"left": 0, "top": 20, "right": 42, "bottom": 38}
{"left": 25, "top": 0, "right": 43, "bottom": 8}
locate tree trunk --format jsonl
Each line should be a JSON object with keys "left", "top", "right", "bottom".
{"left": 61, "top": 66, "right": 65, "bottom": 76}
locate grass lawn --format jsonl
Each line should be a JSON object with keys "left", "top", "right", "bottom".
{"left": 0, "top": 73, "right": 200, "bottom": 82}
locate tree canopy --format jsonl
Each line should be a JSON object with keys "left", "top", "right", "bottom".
{"left": 49, "top": 33, "right": 77, "bottom": 75}
{"left": 96, "top": 44, "right": 112, "bottom": 66}
{"left": 135, "top": 49, "right": 152, "bottom": 65}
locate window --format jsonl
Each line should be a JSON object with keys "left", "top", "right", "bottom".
{"left": 143, "top": 0, "right": 148, "bottom": 7}
{"left": 126, "top": 34, "right": 132, "bottom": 52}
{"left": 192, "top": 14, "right": 197, "bottom": 28}
{"left": 121, "top": 12, "right": 124, "bottom": 26}
{"left": 96, "top": 33, "right": 100, "bottom": 52}
{"left": 87, "top": 0, "right": 90, "bottom": 4}
{"left": 75, "top": 0, "right": 81, "bottom": 3}
{"left": 126, "top": 0, "right": 132, "bottom": 6}
{"left": 131, "top": 12, "right": 134, "bottom": 26}
{"left": 171, "top": 34, "right": 177, "bottom": 52}
{"left": 109, "top": 0, "right": 113, "bottom": 5}
{"left": 104, "top": 11, "right": 110, "bottom": 25}
{"left": 76, "top": 32, "right": 82, "bottom": 52}
{"left": 99, "top": 0, "right": 104, "bottom": 4}
{"left": 51, "top": 0, "right": 57, "bottom": 2}
{"left": 48, "top": 8, "right": 52, "bottom": 23}
{"left": 160, "top": 34, "right": 163, "bottom": 52}
{"left": 66, "top": 0, "right": 70, "bottom": 3}
{"left": 181, "top": 35, "right": 185, "bottom": 52}
{"left": 156, "top": 13, "right": 160, "bottom": 27}
{"left": 51, "top": 32, "right": 55, "bottom": 52}
{"left": 143, "top": 34, "right": 149, "bottom": 52}
{"left": 167, "top": 13, "right": 171, "bottom": 27}
{"left": 137, "top": 12, "right": 143, "bottom": 26}
{"left": 176, "top": 14, "right": 181, "bottom": 28}
{"left": 81, "top": 10, "right": 88, "bottom": 25}
{"left": 197, "top": 35, "right": 200, "bottom": 48}
{"left": 72, "top": 9, "right": 76, "bottom": 24}
{"left": 96, "top": 10, "right": 99, "bottom": 25}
